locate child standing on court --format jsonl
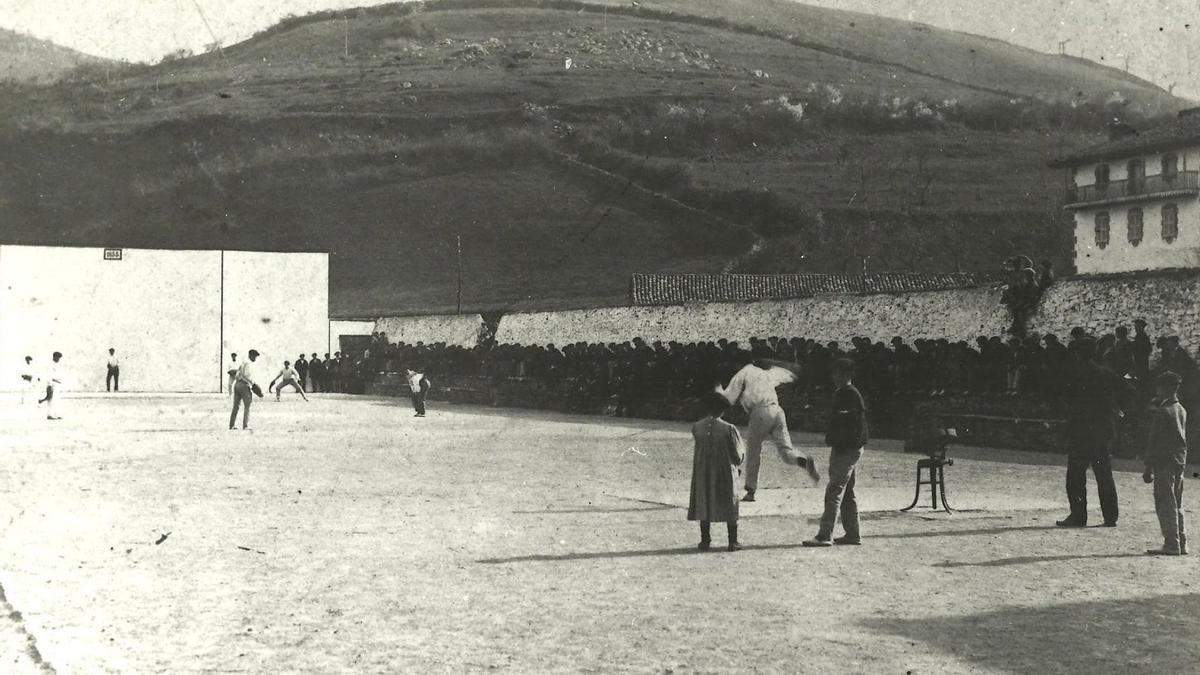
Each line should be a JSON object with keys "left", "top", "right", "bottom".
{"left": 805, "top": 358, "right": 868, "bottom": 547}
{"left": 1143, "top": 371, "right": 1188, "bottom": 556}
{"left": 687, "top": 392, "right": 744, "bottom": 552}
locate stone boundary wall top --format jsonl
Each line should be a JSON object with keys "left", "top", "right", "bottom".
{"left": 374, "top": 314, "right": 485, "bottom": 348}
{"left": 1030, "top": 271, "right": 1200, "bottom": 349}
{"left": 495, "top": 286, "right": 1010, "bottom": 345}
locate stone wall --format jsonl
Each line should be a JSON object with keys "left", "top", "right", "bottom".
{"left": 495, "top": 286, "right": 1009, "bottom": 345}
{"left": 374, "top": 314, "right": 485, "bottom": 348}
{"left": 1030, "top": 270, "right": 1200, "bottom": 348}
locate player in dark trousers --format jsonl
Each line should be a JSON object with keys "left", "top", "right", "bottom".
{"left": 229, "top": 349, "right": 262, "bottom": 430}
{"left": 406, "top": 367, "right": 430, "bottom": 417}
{"left": 805, "top": 358, "right": 868, "bottom": 547}
{"left": 106, "top": 348, "right": 120, "bottom": 392}
{"left": 1056, "top": 338, "right": 1135, "bottom": 528}
{"left": 1143, "top": 371, "right": 1188, "bottom": 555}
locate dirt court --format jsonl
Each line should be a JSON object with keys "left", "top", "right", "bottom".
{"left": 0, "top": 393, "right": 1196, "bottom": 674}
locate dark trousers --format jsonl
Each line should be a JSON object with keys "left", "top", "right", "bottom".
{"left": 229, "top": 381, "right": 253, "bottom": 429}
{"left": 310, "top": 373, "right": 322, "bottom": 393}
{"left": 106, "top": 366, "right": 119, "bottom": 392}
{"left": 699, "top": 521, "right": 738, "bottom": 544}
{"left": 1066, "top": 437, "right": 1118, "bottom": 524}
{"left": 411, "top": 391, "right": 426, "bottom": 415}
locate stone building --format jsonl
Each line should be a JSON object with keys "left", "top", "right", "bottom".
{"left": 1051, "top": 108, "right": 1200, "bottom": 274}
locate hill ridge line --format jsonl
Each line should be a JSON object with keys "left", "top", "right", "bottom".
{"left": 241, "top": 0, "right": 1137, "bottom": 104}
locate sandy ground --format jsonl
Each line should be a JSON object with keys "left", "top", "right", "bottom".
{"left": 0, "top": 393, "right": 1196, "bottom": 674}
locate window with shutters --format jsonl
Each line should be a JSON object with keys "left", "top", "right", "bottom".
{"left": 1162, "top": 204, "right": 1179, "bottom": 244}
{"left": 1095, "top": 211, "right": 1110, "bottom": 249}
{"left": 1094, "top": 164, "right": 1110, "bottom": 193}
{"left": 1127, "top": 159, "right": 1146, "bottom": 193}
{"left": 1127, "top": 208, "right": 1144, "bottom": 246}
{"left": 1162, "top": 154, "right": 1179, "bottom": 182}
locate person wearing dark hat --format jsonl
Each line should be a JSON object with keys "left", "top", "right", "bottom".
{"left": 1055, "top": 337, "right": 1135, "bottom": 528}
{"left": 1132, "top": 319, "right": 1152, "bottom": 383}
{"left": 229, "top": 349, "right": 261, "bottom": 430}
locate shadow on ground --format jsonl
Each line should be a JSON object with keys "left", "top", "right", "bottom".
{"left": 477, "top": 543, "right": 807, "bottom": 564}
{"left": 862, "top": 593, "right": 1200, "bottom": 674}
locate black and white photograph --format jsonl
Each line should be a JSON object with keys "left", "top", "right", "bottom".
{"left": 1, "top": 0, "right": 1198, "bottom": 671}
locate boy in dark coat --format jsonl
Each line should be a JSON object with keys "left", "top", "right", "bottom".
{"left": 688, "top": 393, "right": 744, "bottom": 552}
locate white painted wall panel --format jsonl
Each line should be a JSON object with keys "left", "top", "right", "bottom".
{"left": 0, "top": 245, "right": 221, "bottom": 392}
{"left": 221, "top": 251, "right": 329, "bottom": 386}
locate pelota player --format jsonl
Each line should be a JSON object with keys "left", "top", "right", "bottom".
{"left": 269, "top": 360, "right": 309, "bottom": 402}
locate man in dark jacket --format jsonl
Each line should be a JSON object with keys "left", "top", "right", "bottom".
{"left": 309, "top": 353, "right": 324, "bottom": 393}
{"left": 295, "top": 354, "right": 309, "bottom": 390}
{"left": 1056, "top": 338, "right": 1136, "bottom": 528}
{"left": 804, "top": 358, "right": 868, "bottom": 547}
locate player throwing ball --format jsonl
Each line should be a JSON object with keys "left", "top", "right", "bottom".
{"left": 716, "top": 345, "right": 819, "bottom": 501}
{"left": 270, "top": 361, "right": 309, "bottom": 403}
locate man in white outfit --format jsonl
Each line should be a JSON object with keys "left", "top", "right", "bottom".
{"left": 717, "top": 347, "right": 820, "bottom": 501}
{"left": 20, "top": 356, "right": 38, "bottom": 405}
{"left": 39, "top": 351, "right": 64, "bottom": 420}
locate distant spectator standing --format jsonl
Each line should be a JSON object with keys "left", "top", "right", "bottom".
{"left": 322, "top": 353, "right": 334, "bottom": 392}
{"left": 1132, "top": 319, "right": 1153, "bottom": 383}
{"left": 295, "top": 354, "right": 309, "bottom": 391}
{"left": 1143, "top": 371, "right": 1188, "bottom": 556}
{"left": 309, "top": 353, "right": 324, "bottom": 393}
{"left": 105, "top": 348, "right": 120, "bottom": 392}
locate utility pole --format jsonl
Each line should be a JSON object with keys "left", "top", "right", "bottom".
{"left": 456, "top": 235, "right": 463, "bottom": 314}
{"left": 344, "top": 17, "right": 349, "bottom": 59}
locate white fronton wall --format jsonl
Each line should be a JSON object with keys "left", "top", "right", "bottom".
{"left": 0, "top": 246, "right": 328, "bottom": 393}
{"left": 0, "top": 246, "right": 221, "bottom": 392}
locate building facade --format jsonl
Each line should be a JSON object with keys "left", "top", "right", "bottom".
{"left": 1052, "top": 110, "right": 1200, "bottom": 274}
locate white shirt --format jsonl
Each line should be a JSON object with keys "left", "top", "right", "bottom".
{"left": 275, "top": 367, "right": 299, "bottom": 382}
{"left": 20, "top": 362, "right": 36, "bottom": 384}
{"left": 718, "top": 364, "right": 796, "bottom": 410}
{"left": 44, "top": 361, "right": 63, "bottom": 386}
{"left": 107, "top": 355, "right": 119, "bottom": 368}
{"left": 406, "top": 371, "right": 425, "bottom": 391}
{"left": 235, "top": 360, "right": 257, "bottom": 386}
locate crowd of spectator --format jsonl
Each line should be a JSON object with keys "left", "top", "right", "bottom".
{"left": 360, "top": 321, "right": 1200, "bottom": 418}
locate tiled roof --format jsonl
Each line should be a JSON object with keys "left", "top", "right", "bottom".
{"left": 1049, "top": 111, "right": 1200, "bottom": 167}
{"left": 630, "top": 273, "right": 1001, "bottom": 305}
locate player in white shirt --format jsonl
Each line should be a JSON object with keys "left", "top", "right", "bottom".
{"left": 716, "top": 347, "right": 820, "bottom": 501}
{"left": 39, "top": 351, "right": 64, "bottom": 420}
{"left": 226, "top": 353, "right": 239, "bottom": 395}
{"left": 19, "top": 356, "right": 38, "bottom": 405}
{"left": 269, "top": 361, "right": 309, "bottom": 402}
{"left": 229, "top": 349, "right": 262, "bottom": 430}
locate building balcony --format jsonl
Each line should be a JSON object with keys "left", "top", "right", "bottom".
{"left": 1066, "top": 171, "right": 1200, "bottom": 209}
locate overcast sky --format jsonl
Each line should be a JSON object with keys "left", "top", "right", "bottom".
{"left": 1, "top": 0, "right": 1196, "bottom": 99}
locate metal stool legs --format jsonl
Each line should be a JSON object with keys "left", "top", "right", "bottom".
{"left": 900, "top": 459, "right": 953, "bottom": 513}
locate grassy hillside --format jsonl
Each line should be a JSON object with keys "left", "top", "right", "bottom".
{"left": 0, "top": 28, "right": 110, "bottom": 83}
{"left": 0, "top": 0, "right": 1182, "bottom": 315}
